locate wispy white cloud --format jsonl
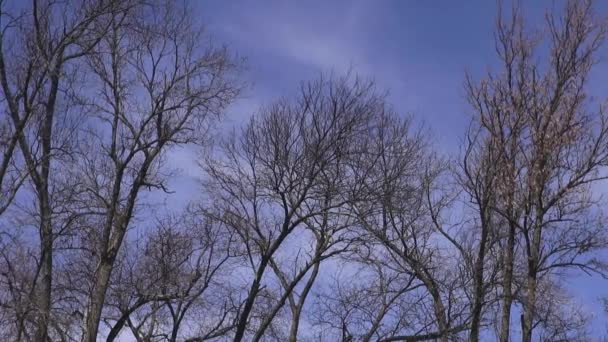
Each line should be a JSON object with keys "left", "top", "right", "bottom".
{"left": 212, "top": 1, "right": 384, "bottom": 75}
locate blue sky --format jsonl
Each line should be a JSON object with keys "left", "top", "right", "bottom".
{"left": 198, "top": 1, "right": 543, "bottom": 145}
{"left": 155, "top": 1, "right": 608, "bottom": 338}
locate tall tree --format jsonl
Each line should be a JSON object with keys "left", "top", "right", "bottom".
{"left": 203, "top": 74, "right": 381, "bottom": 341}
{"left": 0, "top": 0, "right": 133, "bottom": 339}
{"left": 77, "top": 0, "right": 240, "bottom": 339}
{"left": 349, "top": 111, "right": 470, "bottom": 341}
{"left": 466, "top": 1, "right": 608, "bottom": 340}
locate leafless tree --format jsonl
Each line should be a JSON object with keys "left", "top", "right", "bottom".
{"left": 0, "top": 0, "right": 240, "bottom": 340}
{"left": 345, "top": 111, "right": 470, "bottom": 342}
{"left": 426, "top": 119, "right": 507, "bottom": 342}
{"left": 203, "top": 74, "right": 383, "bottom": 341}
{"left": 311, "top": 251, "right": 429, "bottom": 342}
{"left": 74, "top": 0, "right": 241, "bottom": 339}
{"left": 264, "top": 208, "right": 355, "bottom": 342}
{"left": 464, "top": 1, "right": 608, "bottom": 341}
{"left": 2, "top": 0, "right": 608, "bottom": 340}
{"left": 0, "top": 0, "right": 136, "bottom": 339}
{"left": 102, "top": 212, "right": 239, "bottom": 342}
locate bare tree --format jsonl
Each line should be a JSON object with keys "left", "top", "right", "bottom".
{"left": 0, "top": 0, "right": 136, "bottom": 339}
{"left": 0, "top": 1, "right": 239, "bottom": 340}
{"left": 262, "top": 206, "right": 356, "bottom": 342}
{"left": 203, "top": 74, "right": 383, "bottom": 341}
{"left": 458, "top": 45, "right": 527, "bottom": 341}
{"left": 312, "top": 250, "right": 428, "bottom": 342}
{"left": 74, "top": 0, "right": 241, "bottom": 339}
{"left": 429, "top": 117, "right": 505, "bottom": 342}
{"left": 102, "top": 212, "right": 239, "bottom": 342}
{"left": 464, "top": 1, "right": 608, "bottom": 341}
{"left": 2, "top": 0, "right": 607, "bottom": 340}
{"left": 517, "top": 2, "right": 608, "bottom": 339}
{"left": 346, "top": 111, "right": 470, "bottom": 341}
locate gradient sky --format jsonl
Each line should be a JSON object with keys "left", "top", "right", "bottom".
{"left": 153, "top": 1, "right": 608, "bottom": 338}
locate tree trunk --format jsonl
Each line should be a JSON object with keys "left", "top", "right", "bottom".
{"left": 34, "top": 69, "right": 59, "bottom": 341}
{"left": 522, "top": 216, "right": 541, "bottom": 342}
{"left": 469, "top": 213, "right": 489, "bottom": 342}
{"left": 34, "top": 212, "right": 53, "bottom": 341}
{"left": 287, "top": 261, "right": 320, "bottom": 342}
{"left": 233, "top": 256, "right": 269, "bottom": 342}
{"left": 83, "top": 258, "right": 114, "bottom": 342}
{"left": 426, "top": 279, "right": 449, "bottom": 342}
{"left": 499, "top": 222, "right": 515, "bottom": 342}
{"left": 434, "top": 300, "right": 449, "bottom": 342}
{"left": 521, "top": 268, "right": 537, "bottom": 342}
